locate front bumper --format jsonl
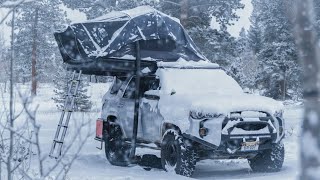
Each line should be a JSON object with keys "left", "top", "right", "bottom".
{"left": 184, "top": 132, "right": 278, "bottom": 160}
{"left": 185, "top": 111, "right": 285, "bottom": 159}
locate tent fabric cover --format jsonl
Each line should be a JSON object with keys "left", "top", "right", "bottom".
{"left": 54, "top": 6, "right": 207, "bottom": 75}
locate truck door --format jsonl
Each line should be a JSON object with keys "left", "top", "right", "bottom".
{"left": 118, "top": 77, "right": 143, "bottom": 139}
{"left": 140, "top": 77, "right": 163, "bottom": 142}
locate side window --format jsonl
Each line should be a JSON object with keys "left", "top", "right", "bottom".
{"left": 123, "top": 76, "right": 160, "bottom": 99}
{"left": 123, "top": 78, "right": 136, "bottom": 99}
{"left": 110, "top": 77, "right": 123, "bottom": 94}
{"left": 141, "top": 78, "right": 160, "bottom": 93}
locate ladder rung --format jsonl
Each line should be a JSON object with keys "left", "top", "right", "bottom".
{"left": 62, "top": 109, "right": 73, "bottom": 112}
{"left": 49, "top": 154, "right": 59, "bottom": 159}
{"left": 58, "top": 124, "right": 68, "bottom": 128}
{"left": 54, "top": 139, "right": 64, "bottom": 143}
{"left": 66, "top": 94, "right": 77, "bottom": 97}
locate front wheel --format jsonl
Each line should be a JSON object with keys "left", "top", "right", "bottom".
{"left": 161, "top": 130, "right": 197, "bottom": 177}
{"left": 248, "top": 143, "right": 285, "bottom": 172}
{"left": 104, "top": 125, "right": 131, "bottom": 167}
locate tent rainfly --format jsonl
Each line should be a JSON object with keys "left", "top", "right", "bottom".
{"left": 54, "top": 6, "right": 207, "bottom": 76}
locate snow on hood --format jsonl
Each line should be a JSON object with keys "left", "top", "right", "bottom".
{"left": 146, "top": 91, "right": 283, "bottom": 133}
{"left": 144, "top": 62, "right": 283, "bottom": 132}
{"left": 156, "top": 67, "right": 243, "bottom": 95}
{"left": 187, "top": 93, "right": 283, "bottom": 115}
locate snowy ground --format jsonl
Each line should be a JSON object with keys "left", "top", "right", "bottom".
{"left": 0, "top": 83, "right": 303, "bottom": 180}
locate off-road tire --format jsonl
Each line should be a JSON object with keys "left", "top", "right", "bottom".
{"left": 104, "top": 124, "right": 131, "bottom": 167}
{"left": 248, "top": 143, "right": 285, "bottom": 172}
{"left": 161, "top": 130, "right": 197, "bottom": 177}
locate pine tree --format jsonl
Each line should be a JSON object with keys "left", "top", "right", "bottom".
{"left": 52, "top": 66, "right": 92, "bottom": 112}
{"left": 11, "top": 0, "right": 67, "bottom": 84}
{"left": 158, "top": 0, "right": 244, "bottom": 70}
{"left": 8, "top": 0, "right": 93, "bottom": 108}
{"left": 249, "top": 0, "right": 301, "bottom": 100}
{"left": 232, "top": 28, "right": 258, "bottom": 89}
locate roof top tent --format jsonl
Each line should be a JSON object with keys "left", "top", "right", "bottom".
{"left": 53, "top": 6, "right": 207, "bottom": 162}
{"left": 54, "top": 6, "right": 207, "bottom": 76}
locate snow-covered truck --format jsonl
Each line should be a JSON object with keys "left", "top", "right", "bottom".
{"left": 53, "top": 6, "right": 285, "bottom": 177}
{"left": 96, "top": 59, "right": 285, "bottom": 176}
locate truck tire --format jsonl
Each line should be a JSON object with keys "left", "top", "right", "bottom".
{"left": 161, "top": 130, "right": 197, "bottom": 177}
{"left": 104, "top": 125, "right": 131, "bottom": 167}
{"left": 248, "top": 143, "right": 285, "bottom": 172}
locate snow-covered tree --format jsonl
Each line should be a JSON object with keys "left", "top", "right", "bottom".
{"left": 10, "top": 0, "right": 67, "bottom": 85}
{"left": 52, "top": 66, "right": 92, "bottom": 112}
{"left": 158, "top": 0, "right": 244, "bottom": 69}
{"left": 159, "top": 0, "right": 243, "bottom": 30}
{"left": 232, "top": 28, "right": 258, "bottom": 89}
{"left": 249, "top": 0, "right": 301, "bottom": 100}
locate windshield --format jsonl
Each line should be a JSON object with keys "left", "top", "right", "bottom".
{"left": 157, "top": 68, "right": 243, "bottom": 94}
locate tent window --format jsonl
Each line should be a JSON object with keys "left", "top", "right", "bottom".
{"left": 140, "top": 39, "right": 176, "bottom": 52}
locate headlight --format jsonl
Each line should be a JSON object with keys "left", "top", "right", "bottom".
{"left": 190, "top": 111, "right": 206, "bottom": 119}
{"left": 190, "top": 111, "right": 220, "bottom": 119}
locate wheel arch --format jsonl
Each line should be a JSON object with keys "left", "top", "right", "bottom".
{"left": 161, "top": 122, "right": 182, "bottom": 137}
{"left": 103, "top": 115, "right": 124, "bottom": 140}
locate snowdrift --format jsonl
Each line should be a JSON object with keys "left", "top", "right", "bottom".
{"left": 54, "top": 6, "right": 206, "bottom": 76}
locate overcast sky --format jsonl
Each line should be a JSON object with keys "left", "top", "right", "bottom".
{"left": 228, "top": 0, "right": 252, "bottom": 36}
{"left": 0, "top": 0, "right": 252, "bottom": 45}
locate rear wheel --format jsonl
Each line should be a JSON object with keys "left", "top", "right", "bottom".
{"left": 104, "top": 124, "right": 131, "bottom": 167}
{"left": 248, "top": 143, "right": 285, "bottom": 172}
{"left": 161, "top": 130, "right": 197, "bottom": 177}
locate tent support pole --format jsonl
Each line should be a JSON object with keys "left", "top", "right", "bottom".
{"left": 130, "top": 41, "right": 141, "bottom": 161}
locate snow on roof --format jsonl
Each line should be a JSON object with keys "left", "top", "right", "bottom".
{"left": 157, "top": 58, "right": 219, "bottom": 69}
{"left": 55, "top": 6, "right": 208, "bottom": 75}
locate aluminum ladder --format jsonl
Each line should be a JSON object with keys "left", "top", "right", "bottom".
{"left": 49, "top": 70, "right": 82, "bottom": 159}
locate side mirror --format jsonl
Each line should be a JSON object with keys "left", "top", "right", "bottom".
{"left": 170, "top": 89, "right": 176, "bottom": 95}
{"left": 243, "top": 88, "right": 251, "bottom": 94}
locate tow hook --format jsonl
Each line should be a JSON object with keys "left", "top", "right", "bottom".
{"left": 227, "top": 147, "right": 238, "bottom": 154}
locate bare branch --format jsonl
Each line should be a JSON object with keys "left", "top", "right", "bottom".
{"left": 0, "top": 0, "right": 35, "bottom": 25}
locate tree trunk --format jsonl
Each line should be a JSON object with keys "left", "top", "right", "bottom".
{"left": 180, "top": 0, "right": 188, "bottom": 27}
{"left": 294, "top": 0, "right": 320, "bottom": 179}
{"left": 4, "top": 81, "right": 6, "bottom": 93}
{"left": 7, "top": 8, "right": 15, "bottom": 180}
{"left": 31, "top": 8, "right": 38, "bottom": 96}
{"left": 283, "top": 69, "right": 286, "bottom": 101}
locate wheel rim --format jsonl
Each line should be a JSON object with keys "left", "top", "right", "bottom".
{"left": 107, "top": 139, "right": 116, "bottom": 157}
